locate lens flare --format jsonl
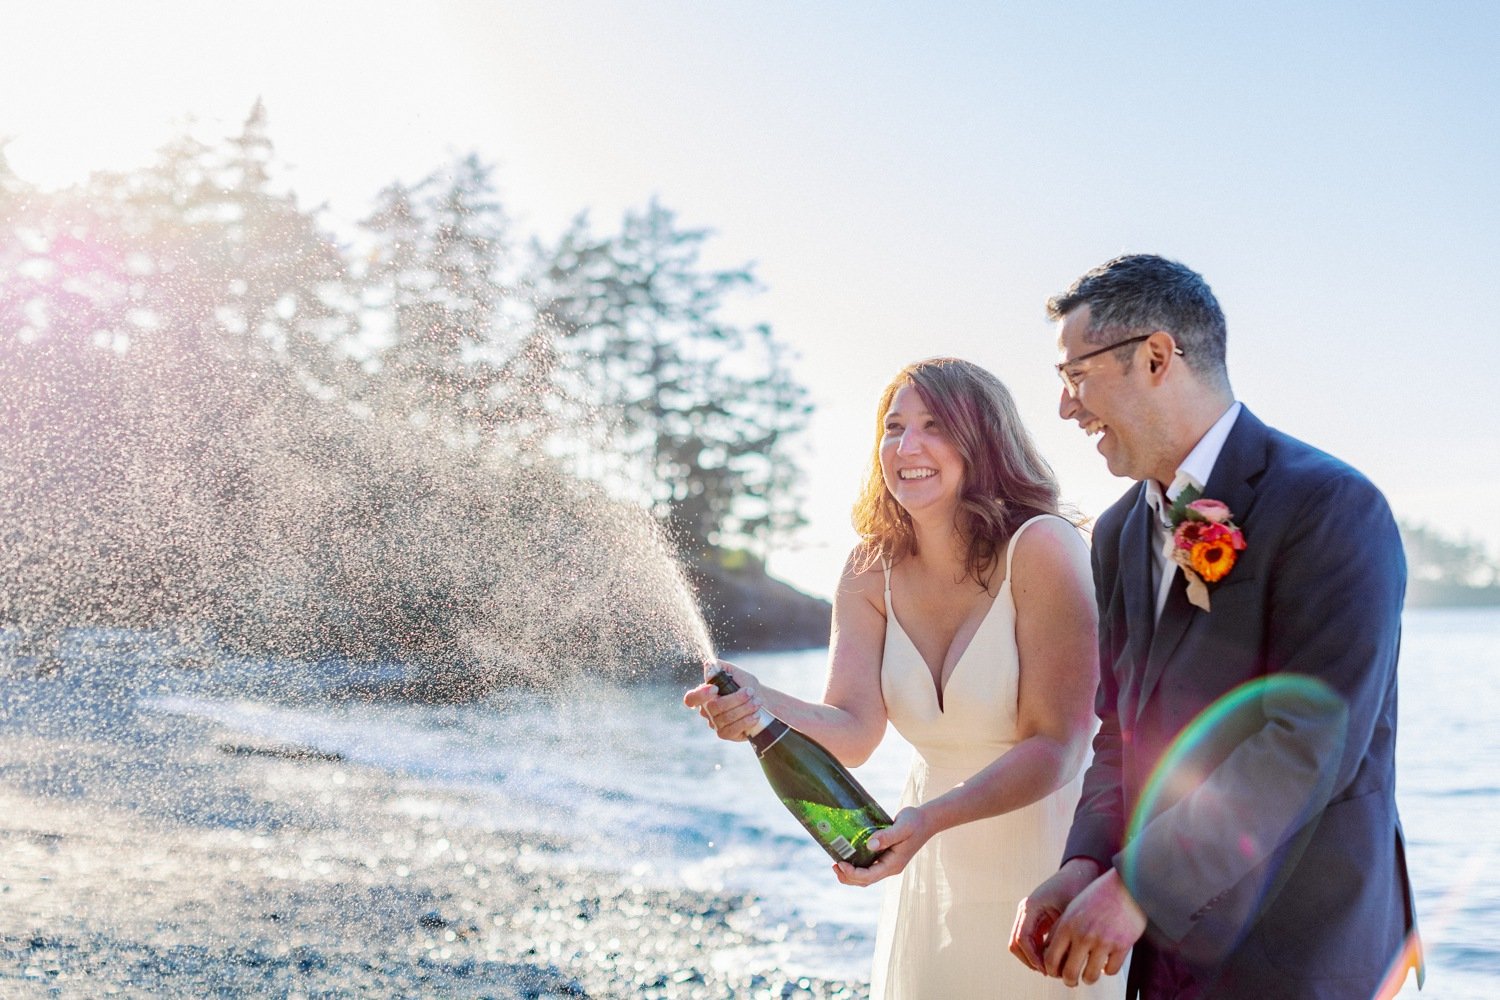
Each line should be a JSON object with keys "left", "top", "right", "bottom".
{"left": 1372, "top": 929, "right": 1424, "bottom": 998}
{"left": 1119, "top": 673, "right": 1353, "bottom": 965}
{"left": 1123, "top": 674, "right": 1345, "bottom": 849}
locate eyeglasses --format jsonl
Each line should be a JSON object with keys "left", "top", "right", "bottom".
{"left": 1055, "top": 334, "right": 1183, "bottom": 395}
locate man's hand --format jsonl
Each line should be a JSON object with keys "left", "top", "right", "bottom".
{"left": 1009, "top": 857, "right": 1102, "bottom": 973}
{"left": 1043, "top": 867, "right": 1146, "bottom": 986}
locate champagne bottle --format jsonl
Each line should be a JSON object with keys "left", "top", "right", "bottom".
{"left": 707, "top": 667, "right": 892, "bottom": 867}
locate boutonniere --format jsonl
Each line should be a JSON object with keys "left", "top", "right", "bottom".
{"left": 1167, "top": 485, "right": 1246, "bottom": 611}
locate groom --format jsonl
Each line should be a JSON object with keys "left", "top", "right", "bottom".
{"left": 1010, "top": 255, "right": 1421, "bottom": 997}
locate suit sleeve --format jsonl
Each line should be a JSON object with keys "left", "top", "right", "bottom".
{"left": 1119, "top": 471, "right": 1405, "bottom": 942}
{"left": 1062, "top": 519, "right": 1129, "bottom": 867}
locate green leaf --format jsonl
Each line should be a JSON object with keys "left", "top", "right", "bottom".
{"left": 1168, "top": 483, "right": 1203, "bottom": 525}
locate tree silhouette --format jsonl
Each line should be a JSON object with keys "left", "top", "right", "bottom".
{"left": 0, "top": 104, "right": 819, "bottom": 673}
{"left": 532, "top": 200, "right": 808, "bottom": 549}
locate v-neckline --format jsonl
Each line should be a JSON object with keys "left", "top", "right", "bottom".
{"left": 888, "top": 579, "right": 1010, "bottom": 712}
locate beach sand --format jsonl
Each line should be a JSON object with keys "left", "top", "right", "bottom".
{"left": 0, "top": 652, "right": 868, "bottom": 999}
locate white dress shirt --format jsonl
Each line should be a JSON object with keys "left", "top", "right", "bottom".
{"left": 1143, "top": 401, "right": 1243, "bottom": 622}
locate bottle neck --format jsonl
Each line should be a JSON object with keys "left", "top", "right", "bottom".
{"left": 705, "top": 667, "right": 786, "bottom": 754}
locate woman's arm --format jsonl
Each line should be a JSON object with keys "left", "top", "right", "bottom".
{"left": 836, "top": 518, "right": 1100, "bottom": 886}
{"left": 682, "top": 546, "right": 890, "bottom": 766}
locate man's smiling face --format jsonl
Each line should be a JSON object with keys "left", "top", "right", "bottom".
{"left": 1056, "top": 305, "right": 1160, "bottom": 483}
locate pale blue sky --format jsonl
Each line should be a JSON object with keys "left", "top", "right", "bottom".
{"left": 5, "top": 1, "right": 1496, "bottom": 599}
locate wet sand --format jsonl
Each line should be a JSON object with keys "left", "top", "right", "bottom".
{"left": 0, "top": 657, "right": 867, "bottom": 999}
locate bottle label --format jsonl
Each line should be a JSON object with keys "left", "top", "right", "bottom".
{"left": 783, "top": 798, "right": 887, "bottom": 866}
{"left": 827, "top": 835, "right": 855, "bottom": 860}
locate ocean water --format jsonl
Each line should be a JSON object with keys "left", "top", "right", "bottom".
{"left": 138, "top": 607, "right": 1497, "bottom": 996}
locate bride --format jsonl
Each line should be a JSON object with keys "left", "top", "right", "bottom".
{"left": 686, "top": 358, "right": 1123, "bottom": 998}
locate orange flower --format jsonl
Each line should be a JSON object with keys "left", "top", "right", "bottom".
{"left": 1190, "top": 539, "right": 1238, "bottom": 582}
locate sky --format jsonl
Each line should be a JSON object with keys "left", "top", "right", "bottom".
{"left": 4, "top": 1, "right": 1497, "bottom": 600}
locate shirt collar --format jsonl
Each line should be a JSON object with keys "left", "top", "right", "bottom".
{"left": 1144, "top": 401, "right": 1242, "bottom": 527}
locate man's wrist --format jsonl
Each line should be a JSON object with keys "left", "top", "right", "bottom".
{"left": 1060, "top": 855, "right": 1106, "bottom": 880}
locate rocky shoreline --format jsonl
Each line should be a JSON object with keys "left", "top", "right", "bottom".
{"left": 0, "top": 654, "right": 868, "bottom": 999}
{"left": 689, "top": 554, "right": 833, "bottom": 656}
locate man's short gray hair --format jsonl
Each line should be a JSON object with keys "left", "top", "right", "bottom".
{"left": 1047, "top": 254, "right": 1229, "bottom": 387}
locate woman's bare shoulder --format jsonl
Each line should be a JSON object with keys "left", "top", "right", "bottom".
{"left": 1009, "top": 515, "right": 1090, "bottom": 582}
{"left": 836, "top": 543, "right": 888, "bottom": 613}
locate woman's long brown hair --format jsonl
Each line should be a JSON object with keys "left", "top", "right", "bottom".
{"left": 851, "top": 357, "right": 1070, "bottom": 588}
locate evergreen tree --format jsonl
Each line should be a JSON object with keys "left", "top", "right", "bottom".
{"left": 215, "top": 99, "right": 357, "bottom": 388}
{"left": 358, "top": 154, "right": 515, "bottom": 449}
{"left": 0, "top": 109, "right": 822, "bottom": 672}
{"left": 533, "top": 200, "right": 809, "bottom": 550}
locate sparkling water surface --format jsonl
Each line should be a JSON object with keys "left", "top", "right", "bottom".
{"left": 113, "top": 607, "right": 1500, "bottom": 995}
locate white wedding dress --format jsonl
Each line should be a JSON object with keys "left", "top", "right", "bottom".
{"left": 870, "top": 514, "right": 1124, "bottom": 999}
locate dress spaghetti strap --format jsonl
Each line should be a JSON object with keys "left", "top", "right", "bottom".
{"left": 1003, "top": 513, "right": 1066, "bottom": 585}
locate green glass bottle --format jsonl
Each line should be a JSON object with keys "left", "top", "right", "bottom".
{"left": 707, "top": 668, "right": 893, "bottom": 867}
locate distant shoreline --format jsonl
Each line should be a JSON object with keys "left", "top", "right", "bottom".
{"left": 1405, "top": 581, "right": 1500, "bottom": 609}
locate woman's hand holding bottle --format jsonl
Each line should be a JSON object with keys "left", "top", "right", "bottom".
{"left": 832, "top": 805, "right": 933, "bottom": 887}
{"left": 684, "top": 662, "right": 894, "bottom": 868}
{"left": 682, "top": 660, "right": 764, "bottom": 742}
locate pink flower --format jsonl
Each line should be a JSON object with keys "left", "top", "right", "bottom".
{"left": 1175, "top": 520, "right": 1230, "bottom": 551}
{"left": 1186, "top": 498, "right": 1232, "bottom": 523}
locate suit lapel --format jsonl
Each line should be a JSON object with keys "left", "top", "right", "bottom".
{"left": 1137, "top": 407, "right": 1270, "bottom": 716}
{"left": 1140, "top": 570, "right": 1189, "bottom": 718}
{"left": 1119, "top": 486, "right": 1156, "bottom": 657}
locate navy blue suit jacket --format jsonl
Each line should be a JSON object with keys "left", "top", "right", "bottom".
{"left": 1064, "top": 407, "right": 1420, "bottom": 998}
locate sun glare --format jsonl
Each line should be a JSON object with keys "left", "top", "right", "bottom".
{"left": 0, "top": 7, "right": 279, "bottom": 191}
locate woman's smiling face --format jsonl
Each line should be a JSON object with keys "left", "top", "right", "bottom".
{"left": 880, "top": 383, "right": 965, "bottom": 517}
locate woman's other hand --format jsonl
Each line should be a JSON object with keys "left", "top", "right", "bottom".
{"left": 682, "top": 660, "right": 764, "bottom": 742}
{"left": 831, "top": 806, "right": 933, "bottom": 887}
